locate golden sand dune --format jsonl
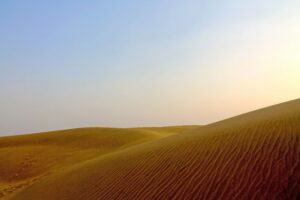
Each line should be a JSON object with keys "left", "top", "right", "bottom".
{"left": 1, "top": 99, "right": 300, "bottom": 199}
{"left": 0, "top": 126, "right": 197, "bottom": 198}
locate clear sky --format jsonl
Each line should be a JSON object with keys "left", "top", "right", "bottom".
{"left": 1, "top": 0, "right": 300, "bottom": 135}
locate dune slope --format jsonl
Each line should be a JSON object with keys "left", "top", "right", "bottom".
{"left": 3, "top": 99, "right": 300, "bottom": 200}
{"left": 0, "top": 126, "right": 197, "bottom": 198}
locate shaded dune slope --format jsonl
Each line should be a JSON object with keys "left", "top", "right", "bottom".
{"left": 7, "top": 99, "right": 300, "bottom": 200}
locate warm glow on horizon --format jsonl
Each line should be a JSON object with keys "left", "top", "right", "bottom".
{"left": 0, "top": 0, "right": 299, "bottom": 135}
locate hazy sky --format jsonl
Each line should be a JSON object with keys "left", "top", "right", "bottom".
{"left": 1, "top": 0, "right": 300, "bottom": 135}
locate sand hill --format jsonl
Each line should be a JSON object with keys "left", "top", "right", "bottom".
{"left": 1, "top": 99, "right": 299, "bottom": 199}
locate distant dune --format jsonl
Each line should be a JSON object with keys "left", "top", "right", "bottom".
{"left": 1, "top": 99, "right": 300, "bottom": 200}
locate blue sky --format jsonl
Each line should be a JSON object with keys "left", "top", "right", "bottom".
{"left": 1, "top": 1, "right": 299, "bottom": 135}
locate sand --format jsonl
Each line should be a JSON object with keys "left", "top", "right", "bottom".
{"left": 1, "top": 99, "right": 299, "bottom": 199}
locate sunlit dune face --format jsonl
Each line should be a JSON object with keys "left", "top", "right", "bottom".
{"left": 2, "top": 99, "right": 300, "bottom": 200}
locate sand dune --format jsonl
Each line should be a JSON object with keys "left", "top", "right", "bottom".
{"left": 0, "top": 126, "right": 197, "bottom": 198}
{"left": 1, "top": 99, "right": 300, "bottom": 199}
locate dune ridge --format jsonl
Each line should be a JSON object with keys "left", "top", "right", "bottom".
{"left": 1, "top": 99, "right": 300, "bottom": 199}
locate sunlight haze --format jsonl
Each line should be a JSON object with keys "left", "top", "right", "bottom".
{"left": 0, "top": 0, "right": 299, "bottom": 135}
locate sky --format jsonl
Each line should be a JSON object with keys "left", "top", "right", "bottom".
{"left": 1, "top": 0, "right": 300, "bottom": 135}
